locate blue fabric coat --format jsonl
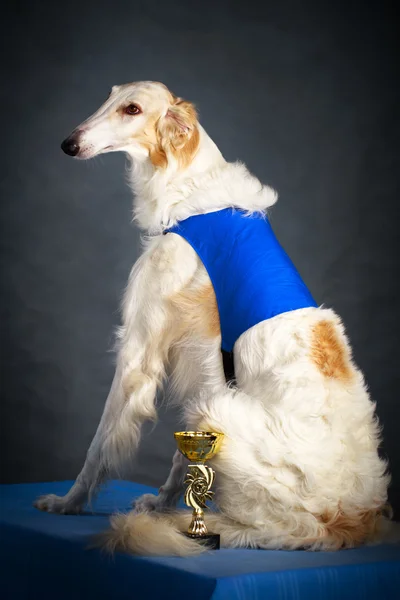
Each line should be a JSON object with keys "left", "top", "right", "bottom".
{"left": 167, "top": 209, "right": 317, "bottom": 351}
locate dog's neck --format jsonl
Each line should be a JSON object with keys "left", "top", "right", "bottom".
{"left": 127, "top": 126, "right": 278, "bottom": 235}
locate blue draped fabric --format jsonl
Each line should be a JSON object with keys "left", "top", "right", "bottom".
{"left": 1, "top": 480, "right": 399, "bottom": 600}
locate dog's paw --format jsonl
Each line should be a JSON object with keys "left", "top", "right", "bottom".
{"left": 34, "top": 494, "right": 82, "bottom": 515}
{"left": 132, "top": 493, "right": 162, "bottom": 514}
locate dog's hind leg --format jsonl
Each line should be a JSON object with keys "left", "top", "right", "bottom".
{"left": 133, "top": 449, "right": 188, "bottom": 513}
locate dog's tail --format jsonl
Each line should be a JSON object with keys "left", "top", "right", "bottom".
{"left": 94, "top": 510, "right": 213, "bottom": 556}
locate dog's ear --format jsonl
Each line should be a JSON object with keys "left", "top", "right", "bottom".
{"left": 155, "top": 98, "right": 200, "bottom": 168}
{"left": 162, "top": 99, "right": 197, "bottom": 150}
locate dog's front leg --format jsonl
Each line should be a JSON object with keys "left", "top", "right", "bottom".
{"left": 34, "top": 233, "right": 198, "bottom": 514}
{"left": 34, "top": 326, "right": 168, "bottom": 514}
{"left": 34, "top": 362, "right": 125, "bottom": 513}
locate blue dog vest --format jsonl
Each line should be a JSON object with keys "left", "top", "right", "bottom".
{"left": 167, "top": 209, "right": 317, "bottom": 352}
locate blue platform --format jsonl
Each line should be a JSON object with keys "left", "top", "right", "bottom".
{"left": 1, "top": 480, "right": 399, "bottom": 600}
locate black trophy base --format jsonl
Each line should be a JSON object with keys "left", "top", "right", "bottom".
{"left": 184, "top": 532, "right": 220, "bottom": 550}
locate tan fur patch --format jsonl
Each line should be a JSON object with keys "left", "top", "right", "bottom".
{"left": 170, "top": 283, "right": 220, "bottom": 340}
{"left": 311, "top": 320, "right": 353, "bottom": 382}
{"left": 315, "top": 506, "right": 387, "bottom": 549}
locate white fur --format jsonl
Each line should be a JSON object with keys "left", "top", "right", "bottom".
{"left": 35, "top": 81, "right": 392, "bottom": 554}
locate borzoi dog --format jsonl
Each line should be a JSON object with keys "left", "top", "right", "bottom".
{"left": 35, "top": 81, "right": 391, "bottom": 555}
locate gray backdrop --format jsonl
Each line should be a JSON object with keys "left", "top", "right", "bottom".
{"left": 1, "top": 0, "right": 399, "bottom": 516}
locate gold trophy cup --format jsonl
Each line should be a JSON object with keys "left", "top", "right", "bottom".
{"left": 174, "top": 431, "right": 224, "bottom": 550}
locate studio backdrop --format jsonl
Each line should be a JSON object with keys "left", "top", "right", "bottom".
{"left": 1, "top": 0, "right": 399, "bottom": 516}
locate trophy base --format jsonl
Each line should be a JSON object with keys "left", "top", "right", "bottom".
{"left": 184, "top": 532, "right": 220, "bottom": 550}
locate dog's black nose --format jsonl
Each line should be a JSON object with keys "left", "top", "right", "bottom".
{"left": 61, "top": 137, "right": 80, "bottom": 156}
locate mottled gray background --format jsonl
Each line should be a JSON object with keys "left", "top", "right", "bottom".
{"left": 1, "top": 0, "right": 399, "bottom": 516}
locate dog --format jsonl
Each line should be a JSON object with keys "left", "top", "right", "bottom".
{"left": 34, "top": 81, "right": 392, "bottom": 555}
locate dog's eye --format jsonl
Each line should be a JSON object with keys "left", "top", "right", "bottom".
{"left": 125, "top": 104, "right": 141, "bottom": 116}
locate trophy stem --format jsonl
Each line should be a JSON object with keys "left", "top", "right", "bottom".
{"left": 184, "top": 463, "right": 215, "bottom": 536}
{"left": 188, "top": 507, "right": 208, "bottom": 537}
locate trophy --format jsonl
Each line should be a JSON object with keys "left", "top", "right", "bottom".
{"left": 174, "top": 431, "right": 224, "bottom": 550}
